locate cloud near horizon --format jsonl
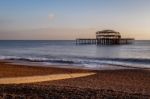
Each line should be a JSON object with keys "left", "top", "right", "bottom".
{"left": 0, "top": 28, "right": 96, "bottom": 40}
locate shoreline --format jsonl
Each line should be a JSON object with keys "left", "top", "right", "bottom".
{"left": 0, "top": 61, "right": 150, "bottom": 97}
{"left": 0, "top": 59, "right": 147, "bottom": 71}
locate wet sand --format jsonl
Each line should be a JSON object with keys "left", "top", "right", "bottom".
{"left": 0, "top": 61, "right": 150, "bottom": 96}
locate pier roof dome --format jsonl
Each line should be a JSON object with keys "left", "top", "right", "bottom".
{"left": 97, "top": 30, "right": 119, "bottom": 33}
{"left": 96, "top": 29, "right": 121, "bottom": 39}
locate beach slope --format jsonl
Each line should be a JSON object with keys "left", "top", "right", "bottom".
{"left": 0, "top": 61, "right": 150, "bottom": 98}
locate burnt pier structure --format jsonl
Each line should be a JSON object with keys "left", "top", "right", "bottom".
{"left": 76, "top": 30, "right": 134, "bottom": 45}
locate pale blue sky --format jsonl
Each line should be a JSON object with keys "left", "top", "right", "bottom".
{"left": 0, "top": 0, "right": 150, "bottom": 40}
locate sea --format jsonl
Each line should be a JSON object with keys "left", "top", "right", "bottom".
{"left": 0, "top": 40, "right": 150, "bottom": 70}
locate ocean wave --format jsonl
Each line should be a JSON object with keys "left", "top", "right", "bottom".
{"left": 0, "top": 56, "right": 76, "bottom": 64}
{"left": 0, "top": 55, "right": 150, "bottom": 68}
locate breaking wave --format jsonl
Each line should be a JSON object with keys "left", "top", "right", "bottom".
{"left": 1, "top": 55, "right": 150, "bottom": 69}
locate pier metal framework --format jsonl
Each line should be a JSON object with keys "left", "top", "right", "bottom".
{"left": 76, "top": 30, "right": 134, "bottom": 45}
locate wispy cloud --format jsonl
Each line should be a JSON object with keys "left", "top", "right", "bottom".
{"left": 48, "top": 13, "right": 55, "bottom": 20}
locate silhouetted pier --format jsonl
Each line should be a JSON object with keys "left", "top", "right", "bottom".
{"left": 76, "top": 30, "right": 134, "bottom": 45}
{"left": 76, "top": 38, "right": 134, "bottom": 45}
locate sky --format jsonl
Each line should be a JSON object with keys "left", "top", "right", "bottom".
{"left": 0, "top": 0, "right": 150, "bottom": 40}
